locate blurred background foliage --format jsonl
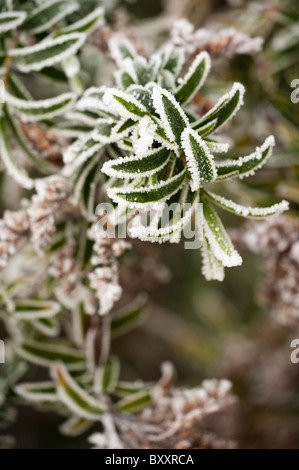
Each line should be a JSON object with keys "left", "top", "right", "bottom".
{"left": 1, "top": 0, "right": 299, "bottom": 448}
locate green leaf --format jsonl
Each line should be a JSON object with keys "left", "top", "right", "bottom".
{"left": 127, "top": 85, "right": 156, "bottom": 115}
{"left": 79, "top": 157, "right": 100, "bottom": 219}
{"left": 13, "top": 299, "right": 61, "bottom": 321}
{"left": 202, "top": 196, "right": 242, "bottom": 268}
{"left": 115, "top": 390, "right": 151, "bottom": 413}
{"left": 102, "top": 147, "right": 170, "bottom": 179}
{"left": 111, "top": 296, "right": 147, "bottom": 338}
{"left": 216, "top": 136, "right": 275, "bottom": 181}
{"left": 203, "top": 190, "right": 289, "bottom": 218}
{"left": 0, "top": 114, "right": 34, "bottom": 189}
{"left": 17, "top": 340, "right": 85, "bottom": 371}
{"left": 201, "top": 236, "right": 225, "bottom": 282}
{"left": 103, "top": 88, "right": 147, "bottom": 121}
{"left": 14, "top": 381, "right": 58, "bottom": 403}
{"left": 196, "top": 118, "right": 218, "bottom": 137}
{"left": 109, "top": 36, "right": 137, "bottom": 67}
{"left": 92, "top": 120, "right": 116, "bottom": 143}
{"left": 59, "top": 415, "right": 93, "bottom": 436}
{"left": 160, "top": 45, "right": 184, "bottom": 76}
{"left": 52, "top": 362, "right": 105, "bottom": 420}
{"left": 7, "top": 91, "right": 76, "bottom": 122}
{"left": 131, "top": 56, "right": 154, "bottom": 87}
{"left": 115, "top": 381, "right": 147, "bottom": 397}
{"left": 115, "top": 70, "right": 136, "bottom": 90}
{"left": 61, "top": 6, "right": 104, "bottom": 34}
{"left": 130, "top": 188, "right": 199, "bottom": 243}
{"left": 32, "top": 317, "right": 60, "bottom": 338}
{"left": 10, "top": 33, "right": 86, "bottom": 73}
{"left": 8, "top": 74, "right": 32, "bottom": 100}
{"left": 36, "top": 66, "right": 68, "bottom": 83}
{"left": 175, "top": 52, "right": 211, "bottom": 105}
{"left": 63, "top": 133, "right": 103, "bottom": 176}
{"left": 107, "top": 170, "right": 186, "bottom": 209}
{"left": 23, "top": 0, "right": 79, "bottom": 34}
{"left": 102, "top": 357, "right": 120, "bottom": 393}
{"left": 181, "top": 128, "right": 217, "bottom": 191}
{"left": 0, "top": 11, "right": 26, "bottom": 34}
{"left": 192, "top": 82, "right": 245, "bottom": 133}
{"left": 113, "top": 118, "right": 135, "bottom": 137}
{"left": 152, "top": 86, "right": 189, "bottom": 146}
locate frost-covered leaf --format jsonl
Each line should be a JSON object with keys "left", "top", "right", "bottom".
{"left": 103, "top": 88, "right": 147, "bottom": 121}
{"left": 112, "top": 118, "right": 135, "bottom": 139}
{"left": 14, "top": 381, "right": 58, "bottom": 403}
{"left": 52, "top": 362, "right": 105, "bottom": 420}
{"left": 115, "top": 390, "right": 151, "bottom": 412}
{"left": 193, "top": 82, "right": 245, "bottom": 133}
{"left": 216, "top": 135, "right": 275, "bottom": 181}
{"left": 205, "top": 140, "right": 229, "bottom": 154}
{"left": 13, "top": 299, "right": 61, "bottom": 321}
{"left": 159, "top": 44, "right": 184, "bottom": 77}
{"left": 10, "top": 33, "right": 86, "bottom": 73}
{"left": 201, "top": 236, "right": 225, "bottom": 282}
{"left": 109, "top": 36, "right": 137, "bottom": 67}
{"left": 202, "top": 196, "right": 242, "bottom": 267}
{"left": 115, "top": 69, "right": 136, "bottom": 90}
{"left": 61, "top": 6, "right": 104, "bottom": 34}
{"left": 23, "top": 0, "right": 79, "bottom": 34}
{"left": 75, "top": 87, "right": 116, "bottom": 120}
{"left": 125, "top": 56, "right": 159, "bottom": 87}
{"left": 60, "top": 415, "right": 93, "bottom": 436}
{"left": 0, "top": 115, "right": 34, "bottom": 189}
{"left": 102, "top": 357, "right": 120, "bottom": 393}
{"left": 8, "top": 74, "right": 32, "bottom": 100}
{"left": 152, "top": 86, "right": 189, "bottom": 146}
{"left": 32, "top": 317, "right": 60, "bottom": 338}
{"left": 127, "top": 85, "right": 156, "bottom": 115}
{"left": 196, "top": 119, "right": 218, "bottom": 137}
{"left": 63, "top": 133, "right": 103, "bottom": 175}
{"left": 115, "top": 381, "right": 147, "bottom": 397}
{"left": 111, "top": 296, "right": 147, "bottom": 338}
{"left": 181, "top": 128, "right": 217, "bottom": 191}
{"left": 17, "top": 340, "right": 85, "bottom": 371}
{"left": 203, "top": 190, "right": 289, "bottom": 218}
{"left": 73, "top": 156, "right": 99, "bottom": 202}
{"left": 92, "top": 120, "right": 116, "bottom": 143}
{"left": 130, "top": 189, "right": 199, "bottom": 243}
{"left": 0, "top": 11, "right": 26, "bottom": 34}
{"left": 133, "top": 115, "right": 157, "bottom": 156}
{"left": 107, "top": 170, "right": 186, "bottom": 209}
{"left": 53, "top": 121, "right": 92, "bottom": 138}
{"left": 102, "top": 147, "right": 170, "bottom": 179}
{"left": 78, "top": 157, "right": 100, "bottom": 219}
{"left": 6, "top": 92, "right": 76, "bottom": 122}
{"left": 175, "top": 52, "right": 211, "bottom": 105}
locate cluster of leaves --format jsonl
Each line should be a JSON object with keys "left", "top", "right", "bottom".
{"left": 0, "top": 0, "right": 105, "bottom": 185}
{"left": 0, "top": 0, "right": 292, "bottom": 449}
{"left": 63, "top": 35, "right": 288, "bottom": 281}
